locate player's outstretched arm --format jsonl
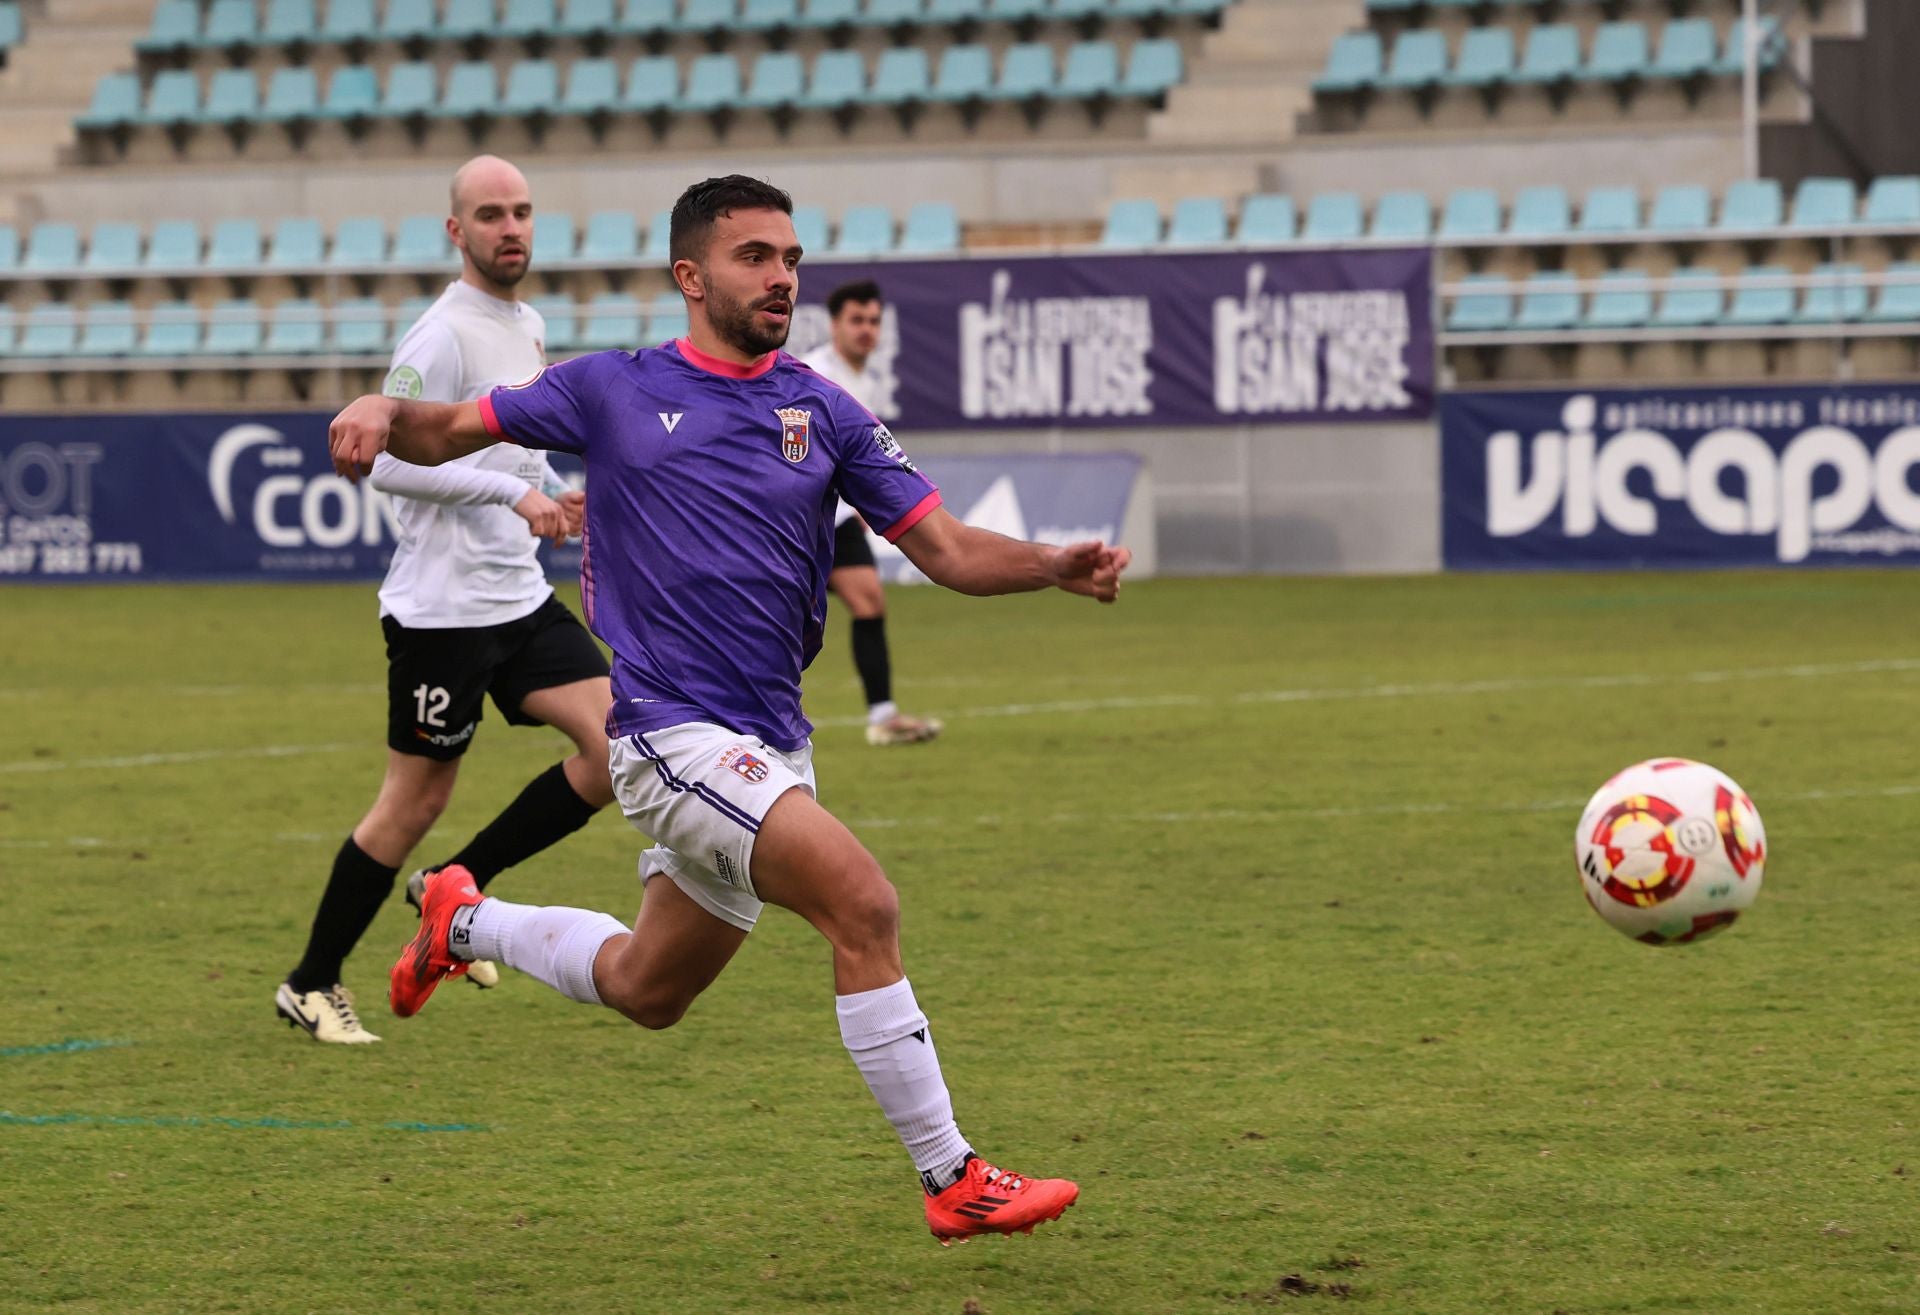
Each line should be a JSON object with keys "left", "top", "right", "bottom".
{"left": 894, "top": 506, "right": 1130, "bottom": 603}
{"left": 328, "top": 394, "right": 494, "bottom": 482}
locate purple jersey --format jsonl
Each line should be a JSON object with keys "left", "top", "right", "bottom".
{"left": 480, "top": 338, "right": 940, "bottom": 751}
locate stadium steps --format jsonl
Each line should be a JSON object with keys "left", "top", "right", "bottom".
{"left": 0, "top": 0, "right": 147, "bottom": 191}
{"left": 1146, "top": 0, "right": 1349, "bottom": 148}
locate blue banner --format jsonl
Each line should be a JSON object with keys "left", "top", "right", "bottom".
{"left": 1442, "top": 386, "right": 1920, "bottom": 569}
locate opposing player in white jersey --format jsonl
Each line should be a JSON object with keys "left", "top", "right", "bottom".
{"left": 276, "top": 156, "right": 615, "bottom": 1044}
{"left": 802, "top": 279, "right": 942, "bottom": 747}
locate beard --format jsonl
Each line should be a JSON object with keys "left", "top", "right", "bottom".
{"left": 472, "top": 247, "right": 528, "bottom": 289}
{"left": 707, "top": 280, "right": 792, "bottom": 356}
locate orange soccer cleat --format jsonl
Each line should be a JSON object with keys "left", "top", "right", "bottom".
{"left": 389, "top": 864, "right": 483, "bottom": 1018}
{"left": 924, "top": 1158, "right": 1079, "bottom": 1246}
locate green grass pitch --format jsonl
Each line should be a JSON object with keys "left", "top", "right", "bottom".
{"left": 1, "top": 572, "right": 1916, "bottom": 1314}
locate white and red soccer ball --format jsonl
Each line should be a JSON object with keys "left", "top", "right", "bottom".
{"left": 1575, "top": 758, "right": 1767, "bottom": 946}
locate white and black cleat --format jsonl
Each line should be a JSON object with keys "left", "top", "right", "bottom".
{"left": 276, "top": 982, "right": 382, "bottom": 1044}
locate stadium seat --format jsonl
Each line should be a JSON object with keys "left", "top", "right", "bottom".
{"left": 380, "top": 0, "right": 437, "bottom": 41}
{"left": 24, "top": 222, "right": 81, "bottom": 273}
{"left": 1440, "top": 188, "right": 1501, "bottom": 240}
{"left": 642, "top": 208, "right": 672, "bottom": 263}
{"left": 527, "top": 295, "right": 578, "bottom": 354}
{"left": 145, "top": 221, "right": 202, "bottom": 271}
{"left": 320, "top": 65, "right": 380, "bottom": 120}
{"left": 868, "top": 48, "right": 932, "bottom": 105}
{"left": 931, "top": 44, "right": 993, "bottom": 102}
{"left": 1056, "top": 41, "right": 1120, "bottom": 101}
{"left": 987, "top": 0, "right": 1045, "bottom": 20}
{"left": 0, "top": 226, "right": 16, "bottom": 273}
{"left": 900, "top": 202, "right": 960, "bottom": 253}
{"left": 320, "top": 0, "right": 378, "bottom": 44}
{"left": 1582, "top": 269, "right": 1653, "bottom": 329}
{"left": 332, "top": 297, "right": 389, "bottom": 354}
{"left": 1101, "top": 198, "right": 1160, "bottom": 247}
{"left": 438, "top": 0, "right": 497, "bottom": 40}
{"left": 207, "top": 219, "right": 264, "bottom": 270}
{"left": 800, "top": 49, "right": 866, "bottom": 109}
{"left": 649, "top": 294, "right": 689, "bottom": 343}
{"left": 265, "top": 300, "right": 327, "bottom": 354}
{"left": 1864, "top": 176, "right": 1920, "bottom": 228}
{"left": 1378, "top": 30, "right": 1447, "bottom": 92}
{"left": 624, "top": 56, "right": 680, "bottom": 112}
{"left": 1370, "top": 191, "right": 1432, "bottom": 241}
{"left": 1122, "top": 39, "right": 1183, "bottom": 97}
{"left": 382, "top": 62, "right": 439, "bottom": 118}
{"left": 532, "top": 211, "right": 577, "bottom": 265}
{"left": 502, "top": 60, "right": 559, "bottom": 117}
{"left": 1714, "top": 17, "right": 1784, "bottom": 77}
{"left": 683, "top": 54, "right": 741, "bottom": 113}
{"left": 140, "top": 301, "right": 203, "bottom": 356}
{"left": 1446, "top": 275, "right": 1513, "bottom": 332}
{"left": 19, "top": 304, "right": 80, "bottom": 356}
{"left": 1649, "top": 18, "right": 1715, "bottom": 80}
{"left": 329, "top": 216, "right": 389, "bottom": 267}
{"left": 79, "top": 73, "right": 143, "bottom": 130}
{"left": 1512, "top": 24, "right": 1579, "bottom": 85}
{"left": 1867, "top": 263, "right": 1920, "bottom": 323}
{"left": 791, "top": 205, "right": 830, "bottom": 253}
{"left": 1652, "top": 267, "right": 1724, "bottom": 327}
{"left": 997, "top": 43, "right": 1055, "bottom": 100}
{"left": 1314, "top": 31, "right": 1382, "bottom": 93}
{"left": 197, "top": 0, "right": 259, "bottom": 50}
{"left": 82, "top": 221, "right": 141, "bottom": 273}
{"left": 744, "top": 51, "right": 806, "bottom": 109}
{"left": 393, "top": 215, "right": 451, "bottom": 265}
{"left": 142, "top": 70, "right": 203, "bottom": 128}
{"left": 389, "top": 295, "right": 435, "bottom": 348}
{"left": 1648, "top": 184, "right": 1711, "bottom": 233}
{"left": 204, "top": 299, "right": 264, "bottom": 355}
{"left": 1148, "top": 196, "right": 1218, "bottom": 248}
{"left": 1578, "top": 185, "right": 1641, "bottom": 235}
{"left": 1515, "top": 271, "right": 1580, "bottom": 330}
{"left": 1237, "top": 193, "right": 1296, "bottom": 244}
{"left": 580, "top": 292, "right": 642, "bottom": 348}
{"left": 0, "top": 1, "right": 22, "bottom": 53}
{"left": 263, "top": 67, "right": 322, "bottom": 122}
{"left": 439, "top": 62, "right": 500, "bottom": 118}
{"left": 1508, "top": 186, "right": 1571, "bottom": 239}
{"left": 261, "top": 0, "right": 319, "bottom": 46}
{"left": 561, "top": 58, "right": 620, "bottom": 115}
{"left": 834, "top": 205, "right": 895, "bottom": 255}
{"left": 797, "top": 0, "right": 858, "bottom": 28}
{"left": 866, "top": 0, "right": 921, "bottom": 23}
{"left": 1447, "top": 27, "right": 1514, "bottom": 89}
{"left": 1794, "top": 263, "right": 1867, "bottom": 324}
{"left": 1719, "top": 179, "right": 1783, "bottom": 232}
{"left": 201, "top": 69, "right": 261, "bottom": 126}
{"left": 1583, "top": 23, "right": 1649, "bottom": 85}
{"left": 1303, "top": 192, "right": 1364, "bottom": 242}
{"left": 741, "top": 0, "right": 799, "bottom": 29}
{"left": 501, "top": 0, "right": 557, "bottom": 37}
{"left": 136, "top": 0, "right": 199, "bottom": 54}
{"left": 268, "top": 217, "right": 326, "bottom": 268}
{"left": 76, "top": 302, "right": 138, "bottom": 358}
{"left": 558, "top": 0, "right": 615, "bottom": 37}
{"left": 580, "top": 210, "right": 639, "bottom": 262}
{"left": 1724, "top": 266, "right": 1794, "bottom": 325}
{"left": 1789, "top": 177, "right": 1856, "bottom": 230}
{"left": 618, "top": 0, "right": 676, "bottom": 35}
{"left": 926, "top": 0, "right": 986, "bottom": 23}
{"left": 679, "top": 0, "right": 736, "bottom": 35}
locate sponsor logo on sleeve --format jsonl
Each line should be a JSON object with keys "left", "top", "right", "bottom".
{"left": 383, "top": 366, "right": 425, "bottom": 400}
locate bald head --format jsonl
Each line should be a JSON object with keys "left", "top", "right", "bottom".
{"left": 450, "top": 154, "right": 528, "bottom": 220}
{"left": 446, "top": 155, "right": 533, "bottom": 297}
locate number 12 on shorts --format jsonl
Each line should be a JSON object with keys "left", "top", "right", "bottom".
{"left": 413, "top": 684, "right": 450, "bottom": 728}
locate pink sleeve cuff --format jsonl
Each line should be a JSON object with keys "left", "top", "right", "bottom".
{"left": 880, "top": 490, "right": 942, "bottom": 543}
{"left": 477, "top": 392, "right": 510, "bottom": 441}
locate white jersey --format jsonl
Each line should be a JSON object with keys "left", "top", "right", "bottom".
{"left": 374, "top": 280, "right": 557, "bottom": 629}
{"left": 802, "top": 344, "right": 880, "bottom": 527}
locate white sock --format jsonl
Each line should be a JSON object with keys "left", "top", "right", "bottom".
{"left": 836, "top": 978, "right": 973, "bottom": 1191}
{"left": 867, "top": 700, "right": 898, "bottom": 726}
{"left": 457, "top": 899, "right": 627, "bottom": 1006}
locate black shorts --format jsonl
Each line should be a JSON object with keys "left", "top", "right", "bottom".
{"left": 383, "top": 594, "right": 610, "bottom": 761}
{"left": 833, "top": 515, "right": 876, "bottom": 570}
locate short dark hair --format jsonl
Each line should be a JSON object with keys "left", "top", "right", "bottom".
{"left": 827, "top": 279, "right": 885, "bottom": 318}
{"left": 668, "top": 175, "right": 794, "bottom": 266}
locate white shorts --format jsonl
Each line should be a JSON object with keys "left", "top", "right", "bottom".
{"left": 607, "top": 722, "right": 816, "bottom": 933}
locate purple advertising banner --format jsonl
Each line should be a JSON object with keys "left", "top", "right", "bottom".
{"left": 788, "top": 248, "right": 1434, "bottom": 429}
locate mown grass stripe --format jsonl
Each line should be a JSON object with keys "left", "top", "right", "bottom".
{"left": 0, "top": 1039, "right": 133, "bottom": 1059}
{"left": 0, "top": 1111, "right": 487, "bottom": 1133}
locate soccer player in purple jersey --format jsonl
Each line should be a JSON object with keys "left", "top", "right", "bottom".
{"left": 325, "top": 175, "right": 1129, "bottom": 1244}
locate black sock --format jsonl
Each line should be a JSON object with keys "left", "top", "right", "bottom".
{"left": 851, "top": 616, "right": 892, "bottom": 709}
{"left": 287, "top": 836, "right": 399, "bottom": 994}
{"left": 443, "top": 761, "right": 601, "bottom": 891}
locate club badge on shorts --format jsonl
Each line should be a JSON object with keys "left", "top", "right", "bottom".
{"left": 775, "top": 406, "right": 812, "bottom": 464}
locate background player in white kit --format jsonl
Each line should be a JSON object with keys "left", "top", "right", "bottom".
{"left": 275, "top": 156, "right": 616, "bottom": 1044}
{"left": 802, "top": 280, "right": 942, "bottom": 747}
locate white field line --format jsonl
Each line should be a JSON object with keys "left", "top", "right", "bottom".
{"left": 0, "top": 742, "right": 358, "bottom": 775}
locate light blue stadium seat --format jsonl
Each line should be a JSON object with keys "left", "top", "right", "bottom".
{"left": 1101, "top": 198, "right": 1160, "bottom": 247}
{"left": 1650, "top": 17, "right": 1715, "bottom": 79}
{"left": 741, "top": 0, "right": 798, "bottom": 28}
{"left": 1508, "top": 186, "right": 1571, "bottom": 238}
{"left": 79, "top": 73, "right": 143, "bottom": 130}
{"left": 1583, "top": 269, "right": 1653, "bottom": 329}
{"left": 1379, "top": 29, "right": 1447, "bottom": 91}
{"left": 393, "top": 215, "right": 451, "bottom": 265}
{"left": 382, "top": 62, "right": 439, "bottom": 117}
{"left": 987, "top": 0, "right": 1045, "bottom": 20}
{"left": 203, "top": 299, "right": 264, "bottom": 355}
{"left": 142, "top": 70, "right": 202, "bottom": 127}
{"left": 835, "top": 205, "right": 895, "bottom": 255}
{"left": 581, "top": 292, "right": 642, "bottom": 348}
{"left": 1795, "top": 262, "right": 1867, "bottom": 324}
{"left": 900, "top": 202, "right": 959, "bottom": 252}
{"left": 1370, "top": 190, "right": 1432, "bottom": 241}
{"left": 926, "top": 0, "right": 986, "bottom": 22}
{"left": 320, "top": 0, "right": 378, "bottom": 43}
{"left": 866, "top": 0, "right": 921, "bottom": 23}
{"left": 1056, "top": 41, "right": 1119, "bottom": 99}
{"left": 438, "top": 0, "right": 497, "bottom": 40}
{"left": 136, "top": 0, "right": 199, "bottom": 53}
{"left": 263, "top": 66, "right": 321, "bottom": 121}
{"left": 19, "top": 304, "right": 80, "bottom": 356}
{"left": 558, "top": 0, "right": 616, "bottom": 37}
{"left": 1440, "top": 188, "right": 1501, "bottom": 240}
{"left": 1121, "top": 38, "right": 1181, "bottom": 97}
{"left": 332, "top": 297, "right": 389, "bottom": 354}
{"left": 380, "top": 0, "right": 437, "bottom": 40}
{"left": 648, "top": 294, "right": 689, "bottom": 343}
{"left": 197, "top": 0, "right": 258, "bottom": 48}
{"left": 1447, "top": 275, "right": 1513, "bottom": 332}
{"left": 140, "top": 302, "right": 202, "bottom": 356}
{"left": 0, "top": 304, "right": 13, "bottom": 356}
{"left": 561, "top": 58, "right": 620, "bottom": 114}
{"left": 145, "top": 220, "right": 201, "bottom": 271}
{"left": 1648, "top": 184, "right": 1711, "bottom": 232}
{"left": 791, "top": 205, "right": 830, "bottom": 253}
{"left": 76, "top": 302, "right": 138, "bottom": 358}
{"left": 320, "top": 64, "right": 380, "bottom": 119}
{"left": 439, "top": 62, "right": 499, "bottom": 117}
{"left": 744, "top": 51, "right": 806, "bottom": 108}
{"left": 1652, "top": 267, "right": 1723, "bottom": 327}
{"left": 1714, "top": 17, "right": 1784, "bottom": 76}
{"left": 0, "top": 226, "right": 16, "bottom": 273}
{"left": 581, "top": 210, "right": 639, "bottom": 261}
{"left": 1584, "top": 22, "right": 1649, "bottom": 83}
{"left": 624, "top": 55, "right": 680, "bottom": 112}
{"left": 268, "top": 217, "right": 325, "bottom": 268}
{"left": 618, "top": 0, "right": 676, "bottom": 35}
{"left": 1447, "top": 27, "right": 1513, "bottom": 88}
{"left": 84, "top": 222, "right": 143, "bottom": 272}
{"left": 208, "top": 219, "right": 263, "bottom": 270}
{"left": 679, "top": 0, "right": 736, "bottom": 33}
{"left": 1165, "top": 197, "right": 1227, "bottom": 246}
{"left": 1719, "top": 178, "right": 1783, "bottom": 232}
{"left": 329, "top": 216, "right": 388, "bottom": 267}
{"left": 997, "top": 43, "right": 1055, "bottom": 99}
{"left": 642, "top": 208, "right": 672, "bottom": 263}
{"left": 1578, "top": 185, "right": 1640, "bottom": 234}
{"left": 868, "top": 48, "right": 931, "bottom": 104}
{"left": 262, "top": 0, "right": 318, "bottom": 45}
{"left": 1050, "top": 0, "right": 1106, "bottom": 20}
{"left": 1237, "top": 193, "right": 1296, "bottom": 244}
{"left": 527, "top": 295, "right": 578, "bottom": 352}
{"left": 1867, "top": 263, "right": 1920, "bottom": 323}
{"left": 800, "top": 49, "right": 865, "bottom": 108}
{"left": 1515, "top": 271, "right": 1580, "bottom": 330}
{"left": 0, "top": 1, "right": 23, "bottom": 52}
{"left": 1303, "top": 192, "right": 1364, "bottom": 242}
{"left": 201, "top": 69, "right": 260, "bottom": 125}
{"left": 1790, "top": 177, "right": 1856, "bottom": 230}
{"left": 1864, "top": 176, "right": 1920, "bottom": 228}
{"left": 683, "top": 54, "right": 741, "bottom": 112}
{"left": 1724, "top": 265, "right": 1793, "bottom": 325}
{"left": 501, "top": 0, "right": 557, "bottom": 37}
{"left": 931, "top": 44, "right": 992, "bottom": 101}
{"left": 389, "top": 296, "right": 435, "bottom": 349}
{"left": 1315, "top": 31, "right": 1382, "bottom": 94}
{"left": 797, "top": 0, "right": 858, "bottom": 26}
{"left": 266, "top": 299, "right": 327, "bottom": 354}
{"left": 503, "top": 60, "right": 559, "bottom": 116}
{"left": 25, "top": 222, "right": 81, "bottom": 273}
{"left": 532, "top": 212, "right": 577, "bottom": 265}
{"left": 1513, "top": 23, "right": 1580, "bottom": 84}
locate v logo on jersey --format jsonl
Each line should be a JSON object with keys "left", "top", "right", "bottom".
{"left": 660, "top": 412, "right": 684, "bottom": 433}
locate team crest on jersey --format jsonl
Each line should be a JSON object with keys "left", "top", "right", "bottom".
{"left": 775, "top": 406, "right": 812, "bottom": 464}
{"left": 718, "top": 745, "right": 770, "bottom": 784}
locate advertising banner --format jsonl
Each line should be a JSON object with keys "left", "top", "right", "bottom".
{"left": 789, "top": 247, "right": 1434, "bottom": 429}
{"left": 1442, "top": 386, "right": 1920, "bottom": 569}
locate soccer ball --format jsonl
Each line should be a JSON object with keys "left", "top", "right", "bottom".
{"left": 1575, "top": 758, "right": 1766, "bottom": 946}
